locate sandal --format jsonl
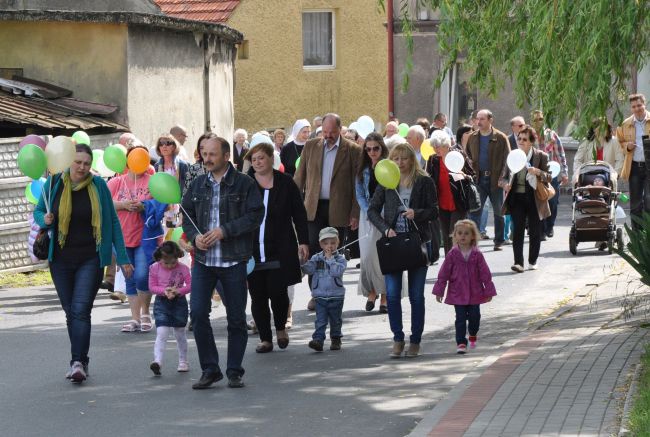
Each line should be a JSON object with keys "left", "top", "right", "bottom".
{"left": 140, "top": 315, "right": 153, "bottom": 332}
{"left": 121, "top": 320, "right": 140, "bottom": 332}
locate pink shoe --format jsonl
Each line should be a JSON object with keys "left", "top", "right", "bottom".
{"left": 456, "top": 344, "right": 467, "bottom": 354}
{"left": 469, "top": 336, "right": 477, "bottom": 349}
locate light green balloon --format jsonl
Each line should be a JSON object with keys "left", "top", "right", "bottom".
{"left": 295, "top": 156, "right": 301, "bottom": 170}
{"left": 374, "top": 159, "right": 400, "bottom": 190}
{"left": 72, "top": 131, "right": 90, "bottom": 145}
{"left": 398, "top": 123, "right": 409, "bottom": 138}
{"left": 25, "top": 183, "right": 38, "bottom": 205}
{"left": 92, "top": 149, "right": 103, "bottom": 171}
{"left": 148, "top": 172, "right": 181, "bottom": 204}
{"left": 170, "top": 227, "right": 184, "bottom": 242}
{"left": 17, "top": 144, "right": 47, "bottom": 179}
{"left": 103, "top": 145, "right": 127, "bottom": 173}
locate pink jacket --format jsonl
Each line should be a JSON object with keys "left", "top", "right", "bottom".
{"left": 148, "top": 262, "right": 191, "bottom": 296}
{"left": 432, "top": 246, "right": 496, "bottom": 305}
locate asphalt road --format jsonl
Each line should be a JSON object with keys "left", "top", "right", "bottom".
{"left": 0, "top": 196, "right": 628, "bottom": 437}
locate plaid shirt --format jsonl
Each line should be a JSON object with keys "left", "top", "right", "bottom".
{"left": 539, "top": 128, "right": 568, "bottom": 178}
{"left": 204, "top": 170, "right": 238, "bottom": 268}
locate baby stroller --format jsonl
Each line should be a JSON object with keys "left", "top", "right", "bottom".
{"left": 569, "top": 161, "right": 624, "bottom": 255}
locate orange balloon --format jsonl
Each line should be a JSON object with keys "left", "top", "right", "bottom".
{"left": 127, "top": 148, "right": 150, "bottom": 174}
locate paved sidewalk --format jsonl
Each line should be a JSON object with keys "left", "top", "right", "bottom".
{"left": 412, "top": 265, "right": 649, "bottom": 437}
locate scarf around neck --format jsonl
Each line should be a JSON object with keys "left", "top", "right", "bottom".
{"left": 58, "top": 172, "right": 101, "bottom": 250}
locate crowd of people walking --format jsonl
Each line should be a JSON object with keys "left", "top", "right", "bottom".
{"left": 34, "top": 93, "right": 650, "bottom": 388}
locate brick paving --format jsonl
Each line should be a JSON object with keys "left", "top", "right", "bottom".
{"left": 421, "top": 271, "right": 649, "bottom": 437}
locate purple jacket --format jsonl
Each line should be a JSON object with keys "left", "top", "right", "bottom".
{"left": 432, "top": 246, "right": 497, "bottom": 305}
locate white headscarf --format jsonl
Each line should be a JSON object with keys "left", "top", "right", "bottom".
{"left": 290, "top": 119, "right": 311, "bottom": 145}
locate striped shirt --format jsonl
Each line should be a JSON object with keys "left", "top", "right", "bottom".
{"left": 204, "top": 170, "right": 238, "bottom": 268}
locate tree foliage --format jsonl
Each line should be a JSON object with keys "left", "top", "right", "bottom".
{"left": 380, "top": 0, "right": 650, "bottom": 134}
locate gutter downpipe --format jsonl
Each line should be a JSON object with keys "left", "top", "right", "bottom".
{"left": 387, "top": 0, "right": 395, "bottom": 120}
{"left": 202, "top": 33, "right": 211, "bottom": 132}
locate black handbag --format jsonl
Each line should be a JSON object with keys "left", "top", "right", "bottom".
{"left": 376, "top": 217, "right": 429, "bottom": 275}
{"left": 33, "top": 228, "right": 50, "bottom": 261}
{"left": 459, "top": 178, "right": 482, "bottom": 213}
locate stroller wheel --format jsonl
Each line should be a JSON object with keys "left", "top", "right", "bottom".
{"left": 569, "top": 234, "right": 577, "bottom": 255}
{"left": 616, "top": 228, "right": 625, "bottom": 251}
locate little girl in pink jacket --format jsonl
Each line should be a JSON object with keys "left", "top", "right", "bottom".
{"left": 432, "top": 219, "right": 496, "bottom": 354}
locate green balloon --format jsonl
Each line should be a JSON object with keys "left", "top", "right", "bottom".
{"left": 374, "top": 159, "right": 400, "bottom": 189}
{"left": 295, "top": 156, "right": 301, "bottom": 170}
{"left": 25, "top": 183, "right": 38, "bottom": 205}
{"left": 619, "top": 193, "right": 629, "bottom": 203}
{"left": 72, "top": 131, "right": 90, "bottom": 145}
{"left": 170, "top": 227, "right": 184, "bottom": 243}
{"left": 92, "top": 149, "right": 103, "bottom": 171}
{"left": 103, "top": 145, "right": 127, "bottom": 173}
{"left": 398, "top": 123, "right": 409, "bottom": 138}
{"left": 17, "top": 144, "right": 47, "bottom": 179}
{"left": 148, "top": 172, "right": 181, "bottom": 204}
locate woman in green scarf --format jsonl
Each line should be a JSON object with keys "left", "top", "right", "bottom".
{"left": 34, "top": 144, "right": 132, "bottom": 384}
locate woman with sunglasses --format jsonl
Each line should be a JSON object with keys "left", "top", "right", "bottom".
{"left": 355, "top": 132, "right": 390, "bottom": 313}
{"left": 502, "top": 125, "right": 552, "bottom": 273}
{"left": 154, "top": 134, "right": 189, "bottom": 193}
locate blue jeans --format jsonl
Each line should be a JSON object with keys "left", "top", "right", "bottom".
{"left": 504, "top": 214, "right": 513, "bottom": 240}
{"left": 312, "top": 298, "right": 344, "bottom": 342}
{"left": 480, "top": 198, "right": 490, "bottom": 234}
{"left": 50, "top": 255, "right": 103, "bottom": 365}
{"left": 454, "top": 305, "right": 481, "bottom": 345}
{"left": 543, "top": 176, "right": 561, "bottom": 234}
{"left": 191, "top": 261, "right": 248, "bottom": 378}
{"left": 124, "top": 246, "right": 149, "bottom": 295}
{"left": 384, "top": 265, "right": 428, "bottom": 344}
{"left": 470, "top": 176, "right": 504, "bottom": 245}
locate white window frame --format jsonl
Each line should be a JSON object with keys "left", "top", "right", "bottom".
{"left": 302, "top": 9, "right": 336, "bottom": 71}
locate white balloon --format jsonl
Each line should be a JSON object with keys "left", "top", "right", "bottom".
{"left": 444, "top": 151, "right": 465, "bottom": 173}
{"left": 348, "top": 121, "right": 360, "bottom": 132}
{"left": 273, "top": 151, "right": 281, "bottom": 170}
{"left": 45, "top": 136, "right": 75, "bottom": 173}
{"left": 548, "top": 161, "right": 561, "bottom": 179}
{"left": 357, "top": 115, "right": 375, "bottom": 133}
{"left": 615, "top": 205, "right": 626, "bottom": 220}
{"left": 507, "top": 149, "right": 528, "bottom": 174}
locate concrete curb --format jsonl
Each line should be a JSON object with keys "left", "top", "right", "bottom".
{"left": 619, "top": 362, "right": 642, "bottom": 437}
{"left": 407, "top": 272, "right": 614, "bottom": 437}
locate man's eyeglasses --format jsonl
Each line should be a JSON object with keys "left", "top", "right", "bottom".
{"left": 365, "top": 146, "right": 381, "bottom": 152}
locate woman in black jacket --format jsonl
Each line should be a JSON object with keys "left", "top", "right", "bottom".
{"left": 368, "top": 143, "right": 438, "bottom": 359}
{"left": 245, "top": 142, "right": 310, "bottom": 353}
{"left": 426, "top": 131, "right": 475, "bottom": 254}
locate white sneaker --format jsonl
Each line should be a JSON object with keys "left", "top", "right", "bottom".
{"left": 528, "top": 263, "right": 538, "bottom": 270}
{"left": 511, "top": 264, "right": 524, "bottom": 273}
{"left": 177, "top": 361, "right": 189, "bottom": 372}
{"left": 69, "top": 361, "right": 86, "bottom": 383}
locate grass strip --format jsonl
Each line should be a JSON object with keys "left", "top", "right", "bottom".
{"left": 630, "top": 343, "right": 650, "bottom": 436}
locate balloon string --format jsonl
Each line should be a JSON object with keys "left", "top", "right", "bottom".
{"left": 314, "top": 233, "right": 369, "bottom": 257}
{"left": 178, "top": 204, "right": 203, "bottom": 236}
{"left": 393, "top": 188, "right": 420, "bottom": 232}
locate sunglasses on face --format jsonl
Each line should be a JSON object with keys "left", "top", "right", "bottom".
{"left": 159, "top": 141, "right": 175, "bottom": 147}
{"left": 365, "top": 146, "right": 381, "bottom": 152}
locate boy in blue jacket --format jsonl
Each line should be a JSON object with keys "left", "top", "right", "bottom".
{"left": 301, "top": 227, "right": 347, "bottom": 352}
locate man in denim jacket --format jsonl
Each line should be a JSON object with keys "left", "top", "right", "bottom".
{"left": 182, "top": 134, "right": 264, "bottom": 389}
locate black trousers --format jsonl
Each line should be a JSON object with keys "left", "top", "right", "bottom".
{"left": 439, "top": 208, "right": 467, "bottom": 255}
{"left": 307, "top": 200, "right": 348, "bottom": 255}
{"left": 629, "top": 162, "right": 650, "bottom": 231}
{"left": 509, "top": 191, "right": 542, "bottom": 266}
{"left": 248, "top": 269, "right": 289, "bottom": 343}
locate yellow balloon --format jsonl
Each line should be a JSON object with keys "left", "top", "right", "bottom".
{"left": 374, "top": 159, "right": 400, "bottom": 190}
{"left": 421, "top": 140, "right": 435, "bottom": 160}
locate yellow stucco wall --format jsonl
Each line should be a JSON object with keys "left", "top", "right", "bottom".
{"left": 228, "top": 0, "right": 388, "bottom": 133}
{"left": 0, "top": 21, "right": 128, "bottom": 123}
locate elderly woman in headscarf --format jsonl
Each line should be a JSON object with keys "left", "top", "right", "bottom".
{"left": 280, "top": 119, "right": 311, "bottom": 176}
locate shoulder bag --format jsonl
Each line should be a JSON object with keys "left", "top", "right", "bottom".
{"left": 535, "top": 178, "right": 556, "bottom": 202}
{"left": 376, "top": 215, "right": 429, "bottom": 275}
{"left": 33, "top": 228, "right": 50, "bottom": 261}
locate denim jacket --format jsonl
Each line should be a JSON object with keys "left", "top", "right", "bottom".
{"left": 355, "top": 167, "right": 372, "bottom": 214}
{"left": 302, "top": 252, "right": 347, "bottom": 299}
{"left": 181, "top": 163, "right": 264, "bottom": 264}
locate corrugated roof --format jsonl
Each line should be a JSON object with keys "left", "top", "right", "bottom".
{"left": 0, "top": 91, "right": 128, "bottom": 131}
{"left": 153, "top": 0, "right": 240, "bottom": 23}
